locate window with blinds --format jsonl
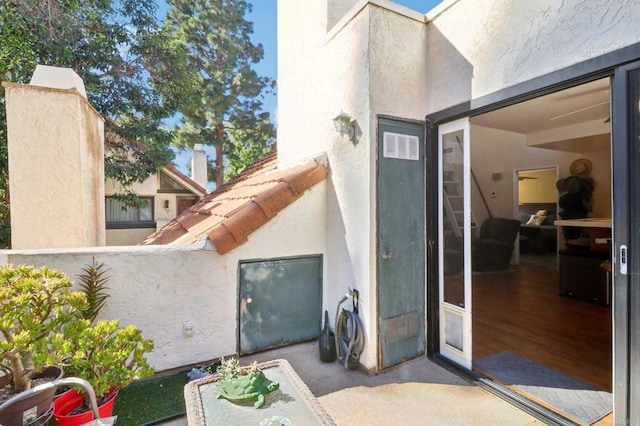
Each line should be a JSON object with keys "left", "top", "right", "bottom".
{"left": 105, "top": 197, "right": 154, "bottom": 229}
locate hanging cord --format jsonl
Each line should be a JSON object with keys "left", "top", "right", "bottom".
{"left": 335, "top": 289, "right": 364, "bottom": 370}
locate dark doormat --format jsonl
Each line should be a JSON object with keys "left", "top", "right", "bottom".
{"left": 474, "top": 351, "right": 611, "bottom": 425}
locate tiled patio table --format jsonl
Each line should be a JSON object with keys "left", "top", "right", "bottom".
{"left": 184, "top": 359, "right": 336, "bottom": 425}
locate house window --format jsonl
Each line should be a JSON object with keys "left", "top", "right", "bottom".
{"left": 105, "top": 197, "right": 154, "bottom": 229}
{"left": 159, "top": 172, "right": 192, "bottom": 193}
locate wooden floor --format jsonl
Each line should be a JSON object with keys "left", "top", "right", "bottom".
{"left": 471, "top": 260, "right": 612, "bottom": 392}
{"left": 469, "top": 259, "right": 613, "bottom": 424}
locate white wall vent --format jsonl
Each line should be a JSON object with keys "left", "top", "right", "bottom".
{"left": 383, "top": 132, "right": 419, "bottom": 161}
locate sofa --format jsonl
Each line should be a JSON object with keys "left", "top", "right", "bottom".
{"left": 518, "top": 203, "right": 557, "bottom": 254}
{"left": 472, "top": 218, "right": 522, "bottom": 272}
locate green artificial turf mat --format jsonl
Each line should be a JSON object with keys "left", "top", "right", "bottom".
{"left": 113, "top": 371, "right": 189, "bottom": 425}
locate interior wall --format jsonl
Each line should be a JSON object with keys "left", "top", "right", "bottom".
{"left": 519, "top": 169, "right": 557, "bottom": 204}
{"left": 584, "top": 143, "right": 612, "bottom": 218}
{"left": 471, "top": 125, "right": 583, "bottom": 225}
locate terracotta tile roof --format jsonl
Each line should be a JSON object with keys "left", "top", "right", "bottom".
{"left": 140, "top": 150, "right": 328, "bottom": 254}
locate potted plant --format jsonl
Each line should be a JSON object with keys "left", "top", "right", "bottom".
{"left": 52, "top": 260, "right": 154, "bottom": 426}
{"left": 0, "top": 264, "right": 87, "bottom": 426}
{"left": 76, "top": 258, "right": 111, "bottom": 324}
{"left": 52, "top": 318, "right": 154, "bottom": 424}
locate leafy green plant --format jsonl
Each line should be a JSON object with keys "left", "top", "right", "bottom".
{"left": 0, "top": 263, "right": 154, "bottom": 409}
{"left": 0, "top": 265, "right": 87, "bottom": 392}
{"left": 60, "top": 319, "right": 155, "bottom": 401}
{"left": 77, "top": 258, "right": 111, "bottom": 323}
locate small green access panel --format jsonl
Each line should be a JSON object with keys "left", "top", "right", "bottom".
{"left": 239, "top": 255, "right": 323, "bottom": 354}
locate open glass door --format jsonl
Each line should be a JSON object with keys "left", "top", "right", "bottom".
{"left": 438, "top": 118, "right": 472, "bottom": 369}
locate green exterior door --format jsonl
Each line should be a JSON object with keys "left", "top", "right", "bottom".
{"left": 377, "top": 118, "right": 426, "bottom": 369}
{"left": 239, "top": 256, "right": 323, "bottom": 354}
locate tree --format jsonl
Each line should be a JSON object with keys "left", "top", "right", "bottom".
{"left": 161, "top": 0, "right": 275, "bottom": 188}
{"left": 0, "top": 0, "right": 176, "bottom": 248}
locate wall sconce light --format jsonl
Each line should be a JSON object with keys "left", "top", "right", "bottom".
{"left": 333, "top": 111, "right": 355, "bottom": 140}
{"left": 491, "top": 172, "right": 502, "bottom": 181}
{"left": 163, "top": 199, "right": 170, "bottom": 210}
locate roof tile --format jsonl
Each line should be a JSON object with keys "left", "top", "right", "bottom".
{"left": 141, "top": 150, "right": 328, "bottom": 254}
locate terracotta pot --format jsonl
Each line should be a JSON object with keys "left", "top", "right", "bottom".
{"left": 0, "top": 366, "right": 63, "bottom": 426}
{"left": 53, "top": 387, "right": 118, "bottom": 426}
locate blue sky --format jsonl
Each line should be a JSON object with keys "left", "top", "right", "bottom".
{"left": 157, "top": 1, "right": 440, "bottom": 121}
{"left": 158, "top": 0, "right": 442, "bottom": 175}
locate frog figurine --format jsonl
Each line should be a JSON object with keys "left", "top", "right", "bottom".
{"left": 216, "top": 368, "right": 280, "bottom": 408}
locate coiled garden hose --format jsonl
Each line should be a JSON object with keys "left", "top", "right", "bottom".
{"left": 335, "top": 289, "right": 364, "bottom": 370}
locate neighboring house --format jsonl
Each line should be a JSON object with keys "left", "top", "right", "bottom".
{"left": 105, "top": 159, "right": 207, "bottom": 246}
{"left": 5, "top": 0, "right": 640, "bottom": 424}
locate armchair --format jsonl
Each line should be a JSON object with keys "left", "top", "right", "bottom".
{"left": 472, "top": 218, "right": 521, "bottom": 272}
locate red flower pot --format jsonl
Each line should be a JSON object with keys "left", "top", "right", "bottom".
{"left": 52, "top": 387, "right": 118, "bottom": 426}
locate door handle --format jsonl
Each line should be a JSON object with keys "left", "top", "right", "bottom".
{"left": 382, "top": 251, "right": 394, "bottom": 259}
{"left": 620, "top": 245, "right": 627, "bottom": 275}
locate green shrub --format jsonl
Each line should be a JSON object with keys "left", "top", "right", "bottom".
{"left": 60, "top": 319, "right": 155, "bottom": 399}
{"left": 0, "top": 264, "right": 154, "bottom": 401}
{"left": 0, "top": 265, "right": 86, "bottom": 392}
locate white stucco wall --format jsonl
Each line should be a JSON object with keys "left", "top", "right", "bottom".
{"left": 471, "top": 125, "right": 583, "bottom": 224}
{"left": 279, "top": 0, "right": 379, "bottom": 368}
{"left": 277, "top": 0, "right": 330, "bottom": 164}
{"left": 105, "top": 174, "right": 158, "bottom": 196}
{"left": 0, "top": 183, "right": 326, "bottom": 373}
{"left": 278, "top": 0, "right": 430, "bottom": 370}
{"left": 4, "top": 83, "right": 105, "bottom": 249}
{"left": 426, "top": 0, "right": 640, "bottom": 113}
{"left": 106, "top": 229, "right": 155, "bottom": 246}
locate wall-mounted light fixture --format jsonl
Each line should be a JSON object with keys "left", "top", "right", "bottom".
{"left": 163, "top": 199, "right": 170, "bottom": 210}
{"left": 333, "top": 111, "right": 355, "bottom": 140}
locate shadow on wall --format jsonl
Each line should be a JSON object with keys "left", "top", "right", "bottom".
{"left": 325, "top": 179, "right": 358, "bottom": 325}
{"left": 425, "top": 24, "right": 473, "bottom": 115}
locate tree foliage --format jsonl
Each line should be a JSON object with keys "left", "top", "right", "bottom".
{"left": 0, "top": 0, "right": 176, "bottom": 247}
{"left": 160, "top": 0, "right": 275, "bottom": 188}
{"left": 0, "top": 0, "right": 276, "bottom": 249}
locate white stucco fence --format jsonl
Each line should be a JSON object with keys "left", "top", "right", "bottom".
{"left": 0, "top": 183, "right": 328, "bottom": 374}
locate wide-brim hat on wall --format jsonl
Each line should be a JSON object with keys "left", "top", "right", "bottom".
{"left": 570, "top": 158, "right": 592, "bottom": 176}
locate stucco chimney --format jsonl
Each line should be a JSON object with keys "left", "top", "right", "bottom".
{"left": 191, "top": 144, "right": 208, "bottom": 188}
{"left": 29, "top": 64, "right": 88, "bottom": 99}
{"left": 3, "top": 65, "right": 105, "bottom": 249}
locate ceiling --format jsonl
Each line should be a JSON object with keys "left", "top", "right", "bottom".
{"left": 471, "top": 78, "right": 611, "bottom": 135}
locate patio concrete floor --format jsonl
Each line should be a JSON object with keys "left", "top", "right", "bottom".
{"left": 161, "top": 341, "right": 541, "bottom": 425}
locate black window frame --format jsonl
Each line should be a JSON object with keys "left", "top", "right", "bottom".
{"left": 105, "top": 196, "right": 155, "bottom": 229}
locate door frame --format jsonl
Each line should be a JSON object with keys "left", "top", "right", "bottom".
{"left": 425, "top": 42, "right": 640, "bottom": 424}
{"left": 611, "top": 59, "right": 640, "bottom": 424}
{"left": 437, "top": 118, "right": 472, "bottom": 369}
